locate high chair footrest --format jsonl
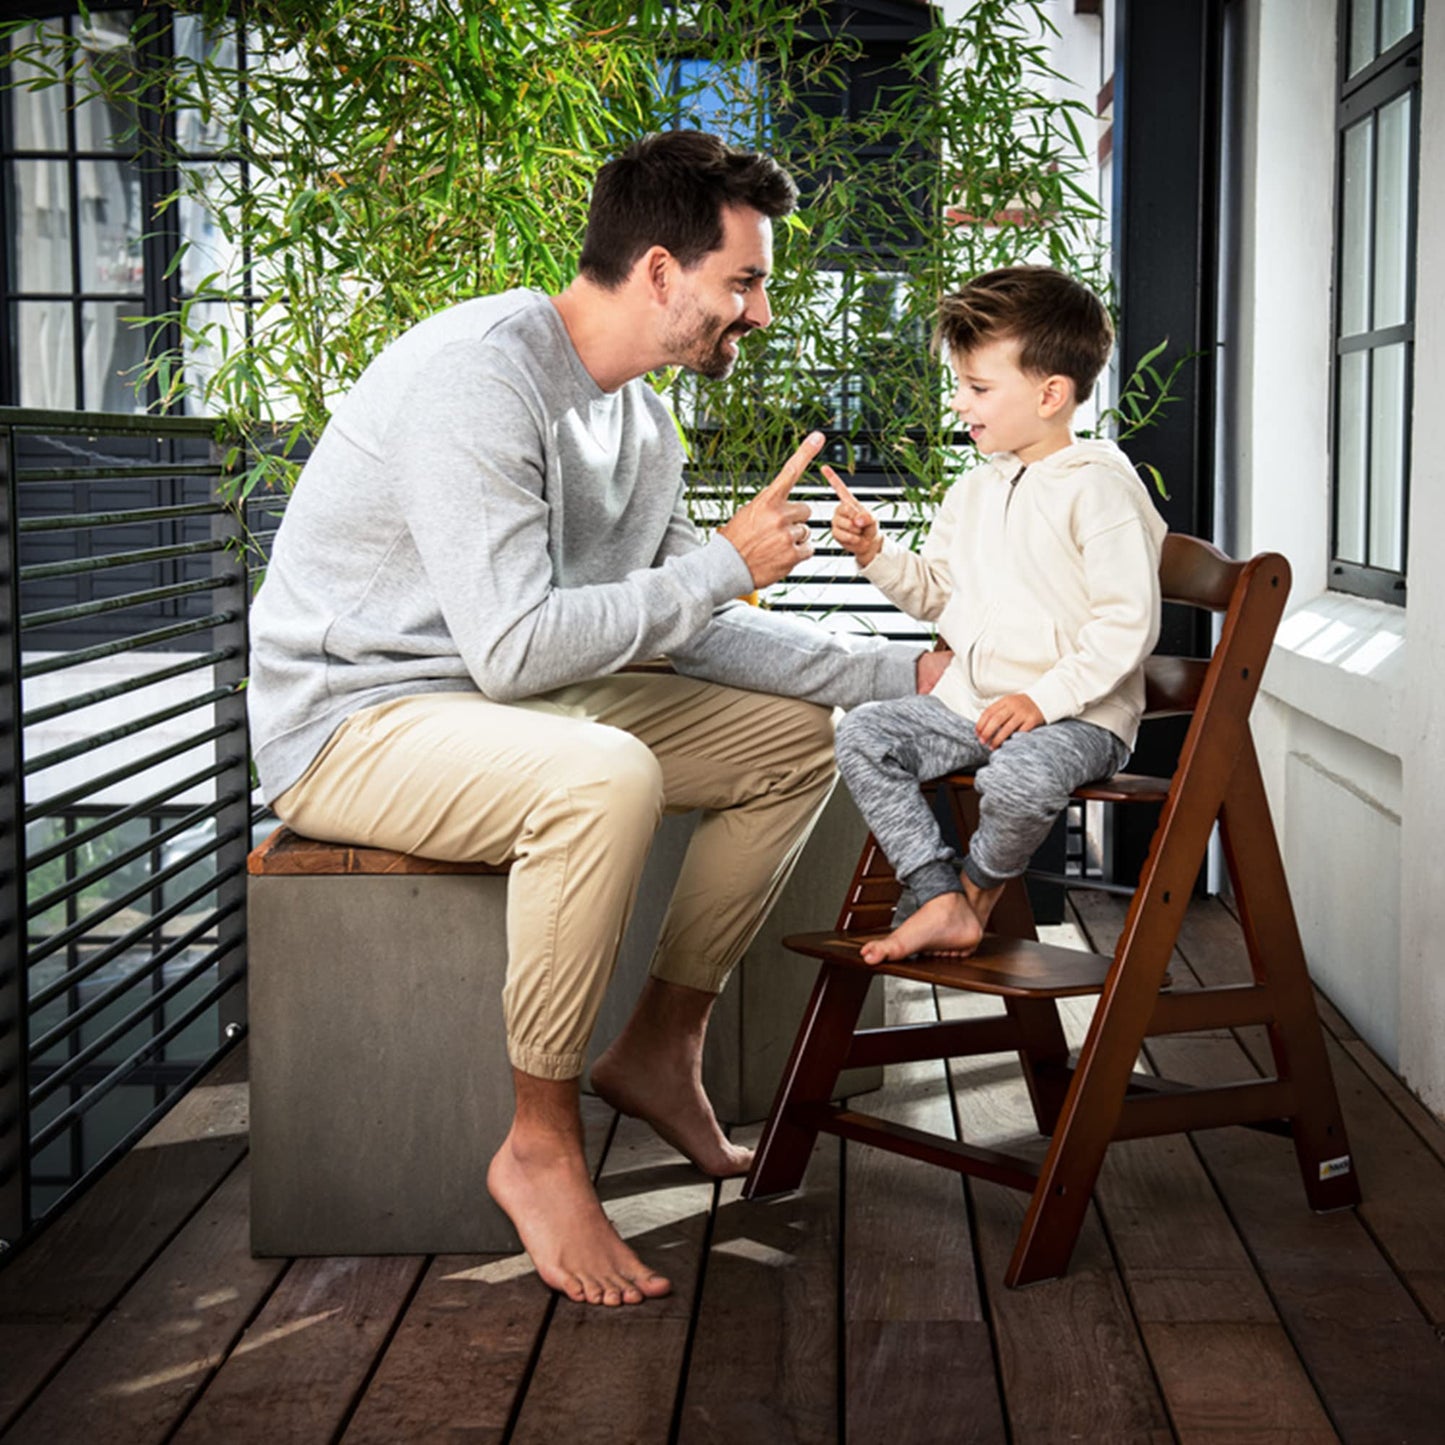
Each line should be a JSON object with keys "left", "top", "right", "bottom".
{"left": 782, "top": 930, "right": 1123, "bottom": 998}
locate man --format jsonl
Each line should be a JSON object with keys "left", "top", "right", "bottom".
{"left": 247, "top": 129, "right": 941, "bottom": 1307}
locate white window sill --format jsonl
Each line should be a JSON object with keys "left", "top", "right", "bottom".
{"left": 1261, "top": 588, "right": 1405, "bottom": 754}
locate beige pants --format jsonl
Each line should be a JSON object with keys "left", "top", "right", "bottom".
{"left": 273, "top": 674, "right": 837, "bottom": 1080}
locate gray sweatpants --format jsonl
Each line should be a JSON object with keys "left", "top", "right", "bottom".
{"left": 836, "top": 694, "right": 1130, "bottom": 904}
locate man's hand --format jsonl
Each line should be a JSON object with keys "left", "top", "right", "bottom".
{"left": 916, "top": 648, "right": 953, "bottom": 695}
{"left": 976, "top": 693, "right": 1044, "bottom": 749}
{"left": 719, "top": 432, "right": 824, "bottom": 589}
{"left": 823, "top": 466, "right": 882, "bottom": 568}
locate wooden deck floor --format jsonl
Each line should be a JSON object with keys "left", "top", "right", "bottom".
{"left": 4, "top": 895, "right": 1445, "bottom": 1445}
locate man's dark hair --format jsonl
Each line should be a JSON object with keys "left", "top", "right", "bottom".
{"left": 934, "top": 265, "right": 1115, "bottom": 403}
{"left": 579, "top": 130, "right": 798, "bottom": 289}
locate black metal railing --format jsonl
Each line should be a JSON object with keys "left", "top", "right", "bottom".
{"left": 0, "top": 406, "right": 263, "bottom": 1256}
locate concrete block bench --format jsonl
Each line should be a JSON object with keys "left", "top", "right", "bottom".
{"left": 246, "top": 787, "right": 882, "bottom": 1257}
{"left": 246, "top": 829, "right": 520, "bottom": 1256}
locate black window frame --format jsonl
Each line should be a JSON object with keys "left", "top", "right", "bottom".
{"left": 1, "top": 3, "right": 251, "bottom": 415}
{"left": 1329, "top": 1, "right": 1423, "bottom": 605}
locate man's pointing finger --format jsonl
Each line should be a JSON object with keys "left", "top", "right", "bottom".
{"left": 765, "top": 430, "right": 826, "bottom": 498}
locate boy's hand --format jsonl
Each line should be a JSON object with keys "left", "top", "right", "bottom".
{"left": 916, "top": 648, "right": 953, "bottom": 694}
{"left": 719, "top": 432, "right": 823, "bottom": 588}
{"left": 823, "top": 466, "right": 882, "bottom": 567}
{"left": 976, "top": 694, "right": 1044, "bottom": 749}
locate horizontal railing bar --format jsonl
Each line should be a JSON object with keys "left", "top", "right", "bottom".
{"left": 27, "top": 826, "right": 241, "bottom": 969}
{"left": 24, "top": 686, "right": 237, "bottom": 776}
{"left": 28, "top": 966, "right": 246, "bottom": 1154}
{"left": 23, "top": 611, "right": 242, "bottom": 678}
{"left": 20, "top": 501, "right": 223, "bottom": 532}
{"left": 0, "top": 406, "right": 218, "bottom": 437}
{"left": 21, "top": 537, "right": 225, "bottom": 583}
{"left": 24, "top": 721, "right": 235, "bottom": 820}
{"left": 29, "top": 906, "right": 245, "bottom": 1082}
{"left": 26, "top": 758, "right": 237, "bottom": 869}
{"left": 1, "top": 1036, "right": 242, "bottom": 1205}
{"left": 23, "top": 648, "right": 236, "bottom": 728}
{"left": 22, "top": 572, "right": 239, "bottom": 630}
{"left": 17, "top": 463, "right": 222, "bottom": 485}
{"left": 28, "top": 792, "right": 243, "bottom": 920}
{"left": 29, "top": 858, "right": 244, "bottom": 1007}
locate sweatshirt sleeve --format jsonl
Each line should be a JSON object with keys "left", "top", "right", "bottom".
{"left": 388, "top": 354, "right": 755, "bottom": 702}
{"left": 655, "top": 498, "right": 924, "bottom": 707}
{"left": 857, "top": 484, "right": 961, "bottom": 621}
{"left": 1024, "top": 480, "right": 1165, "bottom": 725}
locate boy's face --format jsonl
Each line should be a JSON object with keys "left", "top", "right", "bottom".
{"left": 948, "top": 337, "right": 1073, "bottom": 465}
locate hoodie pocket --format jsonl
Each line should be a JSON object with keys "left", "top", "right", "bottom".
{"left": 973, "top": 612, "right": 1062, "bottom": 697}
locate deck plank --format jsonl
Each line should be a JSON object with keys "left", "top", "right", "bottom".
{"left": 1172, "top": 897, "right": 1445, "bottom": 1325}
{"left": 170, "top": 1253, "right": 426, "bottom": 1445}
{"left": 1075, "top": 891, "right": 1445, "bottom": 1445}
{"left": 2, "top": 1162, "right": 284, "bottom": 1445}
{"left": 0, "top": 1045, "right": 250, "bottom": 1433}
{"left": 337, "top": 1095, "right": 615, "bottom": 1444}
{"left": 935, "top": 985, "right": 1174, "bottom": 1445}
{"left": 676, "top": 1126, "right": 840, "bottom": 1445}
{"left": 509, "top": 1113, "right": 717, "bottom": 1445}
{"left": 844, "top": 975, "right": 1007, "bottom": 1445}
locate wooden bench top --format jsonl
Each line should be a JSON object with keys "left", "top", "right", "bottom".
{"left": 248, "top": 825, "right": 511, "bottom": 877}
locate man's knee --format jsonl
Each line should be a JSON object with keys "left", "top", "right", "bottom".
{"left": 976, "top": 745, "right": 1070, "bottom": 821}
{"left": 584, "top": 729, "right": 666, "bottom": 831}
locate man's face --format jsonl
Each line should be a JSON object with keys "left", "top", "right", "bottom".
{"left": 663, "top": 204, "right": 774, "bottom": 379}
{"left": 948, "top": 337, "right": 1063, "bottom": 463}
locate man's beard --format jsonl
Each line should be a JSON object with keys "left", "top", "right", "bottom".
{"left": 668, "top": 301, "right": 751, "bottom": 380}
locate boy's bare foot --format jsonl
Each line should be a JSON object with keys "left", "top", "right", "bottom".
{"left": 860, "top": 889, "right": 984, "bottom": 963}
{"left": 591, "top": 1038, "right": 753, "bottom": 1178}
{"left": 487, "top": 1119, "right": 671, "bottom": 1307}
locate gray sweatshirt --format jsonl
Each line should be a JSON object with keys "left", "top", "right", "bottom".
{"left": 247, "top": 290, "right": 921, "bottom": 802}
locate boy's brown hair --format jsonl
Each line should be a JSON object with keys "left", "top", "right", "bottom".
{"left": 934, "top": 265, "right": 1114, "bottom": 403}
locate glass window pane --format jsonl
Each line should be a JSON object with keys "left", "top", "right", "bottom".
{"left": 77, "top": 160, "right": 145, "bottom": 294}
{"left": 181, "top": 299, "right": 247, "bottom": 416}
{"left": 1348, "top": 0, "right": 1376, "bottom": 75}
{"left": 1373, "top": 90, "right": 1413, "bottom": 331}
{"left": 16, "top": 301, "right": 76, "bottom": 408}
{"left": 1339, "top": 119, "right": 1372, "bottom": 336}
{"left": 1335, "top": 349, "right": 1368, "bottom": 563}
{"left": 8, "top": 22, "right": 69, "bottom": 150}
{"left": 173, "top": 16, "right": 239, "bottom": 156}
{"left": 1380, "top": 0, "right": 1418, "bottom": 52}
{"left": 8, "top": 161, "right": 74, "bottom": 291}
{"left": 1368, "top": 343, "right": 1406, "bottom": 571}
{"left": 70, "top": 12, "right": 140, "bottom": 155}
{"left": 179, "top": 162, "right": 244, "bottom": 294}
{"left": 81, "top": 300, "right": 146, "bottom": 411}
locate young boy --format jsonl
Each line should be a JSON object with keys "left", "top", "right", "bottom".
{"left": 828, "top": 265, "right": 1168, "bottom": 963}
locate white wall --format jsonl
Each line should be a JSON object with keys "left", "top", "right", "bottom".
{"left": 1228, "top": 0, "right": 1440, "bottom": 1116}
{"left": 1397, "top": 0, "right": 1445, "bottom": 1116}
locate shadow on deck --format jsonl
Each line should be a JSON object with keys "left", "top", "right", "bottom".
{"left": 3, "top": 895, "right": 1445, "bottom": 1444}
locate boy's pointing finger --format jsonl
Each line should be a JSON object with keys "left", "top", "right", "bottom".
{"left": 822, "top": 464, "right": 861, "bottom": 510}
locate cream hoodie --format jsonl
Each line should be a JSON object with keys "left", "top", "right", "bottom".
{"left": 861, "top": 439, "right": 1168, "bottom": 748}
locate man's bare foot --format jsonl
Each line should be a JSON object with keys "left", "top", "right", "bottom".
{"left": 860, "top": 889, "right": 984, "bottom": 963}
{"left": 487, "top": 1120, "right": 671, "bottom": 1307}
{"left": 591, "top": 979, "right": 753, "bottom": 1178}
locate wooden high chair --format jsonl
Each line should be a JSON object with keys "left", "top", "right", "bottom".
{"left": 743, "top": 534, "right": 1361, "bottom": 1287}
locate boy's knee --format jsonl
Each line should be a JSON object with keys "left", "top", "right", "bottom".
{"left": 976, "top": 752, "right": 1068, "bottom": 820}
